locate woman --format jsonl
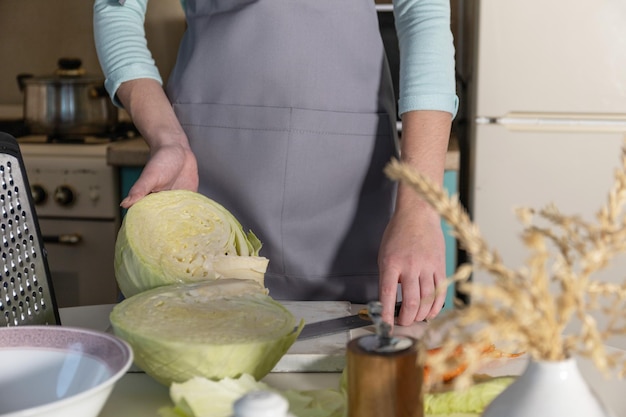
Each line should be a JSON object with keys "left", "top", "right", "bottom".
{"left": 93, "top": 0, "right": 458, "bottom": 326}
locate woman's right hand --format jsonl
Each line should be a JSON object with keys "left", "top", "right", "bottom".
{"left": 115, "top": 78, "right": 200, "bottom": 208}
{"left": 121, "top": 141, "right": 199, "bottom": 208}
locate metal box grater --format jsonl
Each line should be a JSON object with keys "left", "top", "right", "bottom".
{"left": 0, "top": 132, "right": 60, "bottom": 326}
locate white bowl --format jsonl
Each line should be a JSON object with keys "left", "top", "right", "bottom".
{"left": 0, "top": 325, "right": 133, "bottom": 417}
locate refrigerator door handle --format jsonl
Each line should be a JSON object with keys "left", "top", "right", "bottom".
{"left": 477, "top": 112, "right": 626, "bottom": 133}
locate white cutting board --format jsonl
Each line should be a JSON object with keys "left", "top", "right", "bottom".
{"left": 272, "top": 301, "right": 364, "bottom": 373}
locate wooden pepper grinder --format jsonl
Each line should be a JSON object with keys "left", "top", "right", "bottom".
{"left": 347, "top": 302, "right": 423, "bottom": 417}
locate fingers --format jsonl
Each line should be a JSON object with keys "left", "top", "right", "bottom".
{"left": 120, "top": 190, "right": 146, "bottom": 208}
{"left": 120, "top": 188, "right": 147, "bottom": 209}
{"left": 379, "top": 269, "right": 399, "bottom": 328}
{"left": 416, "top": 273, "right": 436, "bottom": 322}
{"left": 396, "top": 279, "right": 420, "bottom": 326}
{"left": 392, "top": 270, "right": 447, "bottom": 326}
{"left": 119, "top": 145, "right": 199, "bottom": 209}
{"left": 120, "top": 175, "right": 158, "bottom": 208}
{"left": 429, "top": 275, "right": 448, "bottom": 318}
{"left": 120, "top": 196, "right": 134, "bottom": 209}
{"left": 380, "top": 268, "right": 444, "bottom": 326}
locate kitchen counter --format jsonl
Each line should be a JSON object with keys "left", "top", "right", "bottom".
{"left": 58, "top": 303, "right": 356, "bottom": 417}
{"left": 106, "top": 137, "right": 150, "bottom": 167}
{"left": 106, "top": 134, "right": 461, "bottom": 171}
{"left": 59, "top": 304, "right": 626, "bottom": 417}
{"left": 59, "top": 303, "right": 429, "bottom": 417}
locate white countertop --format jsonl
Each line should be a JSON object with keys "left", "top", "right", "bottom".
{"left": 59, "top": 304, "right": 626, "bottom": 417}
{"left": 59, "top": 304, "right": 352, "bottom": 417}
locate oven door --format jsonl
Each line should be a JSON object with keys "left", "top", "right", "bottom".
{"left": 40, "top": 218, "right": 119, "bottom": 308}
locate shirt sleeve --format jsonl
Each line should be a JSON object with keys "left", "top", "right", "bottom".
{"left": 393, "top": 0, "right": 459, "bottom": 118}
{"left": 93, "top": 0, "right": 163, "bottom": 107}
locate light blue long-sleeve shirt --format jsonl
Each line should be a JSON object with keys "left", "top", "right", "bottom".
{"left": 93, "top": 0, "right": 458, "bottom": 118}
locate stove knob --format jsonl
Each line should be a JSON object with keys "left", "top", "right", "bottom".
{"left": 89, "top": 187, "right": 100, "bottom": 203}
{"left": 54, "top": 185, "right": 75, "bottom": 206}
{"left": 30, "top": 184, "right": 47, "bottom": 205}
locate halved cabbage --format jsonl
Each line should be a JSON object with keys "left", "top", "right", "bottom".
{"left": 114, "top": 190, "right": 269, "bottom": 298}
{"left": 110, "top": 279, "right": 303, "bottom": 385}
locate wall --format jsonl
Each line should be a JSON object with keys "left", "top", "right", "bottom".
{"left": 0, "top": 0, "right": 185, "bottom": 108}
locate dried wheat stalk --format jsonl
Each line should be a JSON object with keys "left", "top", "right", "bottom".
{"left": 384, "top": 147, "right": 626, "bottom": 389}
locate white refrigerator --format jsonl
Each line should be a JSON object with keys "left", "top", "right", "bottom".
{"left": 467, "top": 0, "right": 626, "bottom": 335}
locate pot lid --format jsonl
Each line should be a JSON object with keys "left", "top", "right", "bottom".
{"left": 19, "top": 58, "right": 105, "bottom": 84}
{"left": 55, "top": 57, "right": 87, "bottom": 77}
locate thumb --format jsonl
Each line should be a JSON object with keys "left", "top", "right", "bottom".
{"left": 120, "top": 179, "right": 156, "bottom": 208}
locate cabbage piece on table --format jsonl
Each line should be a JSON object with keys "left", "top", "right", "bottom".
{"left": 157, "top": 374, "right": 346, "bottom": 417}
{"left": 115, "top": 189, "right": 269, "bottom": 298}
{"left": 424, "top": 376, "right": 515, "bottom": 415}
{"left": 156, "top": 372, "right": 514, "bottom": 417}
{"left": 110, "top": 279, "right": 303, "bottom": 386}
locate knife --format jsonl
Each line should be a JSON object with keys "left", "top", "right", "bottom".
{"left": 296, "top": 302, "right": 401, "bottom": 341}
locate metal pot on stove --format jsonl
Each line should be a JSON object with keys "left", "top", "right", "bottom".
{"left": 17, "top": 57, "right": 118, "bottom": 137}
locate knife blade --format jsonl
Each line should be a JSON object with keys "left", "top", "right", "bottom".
{"left": 297, "top": 314, "right": 371, "bottom": 340}
{"left": 296, "top": 302, "right": 401, "bottom": 341}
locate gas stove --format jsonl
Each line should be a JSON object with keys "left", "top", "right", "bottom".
{"left": 0, "top": 115, "right": 138, "bottom": 218}
{"left": 0, "top": 111, "right": 139, "bottom": 144}
{"left": 0, "top": 115, "right": 139, "bottom": 307}
{"left": 17, "top": 137, "right": 118, "bottom": 219}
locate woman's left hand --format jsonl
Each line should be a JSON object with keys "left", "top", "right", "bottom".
{"left": 378, "top": 205, "right": 448, "bottom": 326}
{"left": 378, "top": 109, "right": 452, "bottom": 327}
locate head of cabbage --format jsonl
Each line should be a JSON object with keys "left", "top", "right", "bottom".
{"left": 114, "top": 190, "right": 269, "bottom": 298}
{"left": 110, "top": 279, "right": 304, "bottom": 385}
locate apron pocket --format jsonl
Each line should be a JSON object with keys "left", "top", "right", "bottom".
{"left": 174, "top": 102, "right": 291, "bottom": 274}
{"left": 281, "top": 108, "right": 396, "bottom": 278}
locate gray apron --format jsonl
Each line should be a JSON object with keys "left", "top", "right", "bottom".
{"left": 166, "top": 0, "right": 398, "bottom": 302}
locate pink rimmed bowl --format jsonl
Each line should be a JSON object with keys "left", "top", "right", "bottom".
{"left": 0, "top": 325, "right": 133, "bottom": 417}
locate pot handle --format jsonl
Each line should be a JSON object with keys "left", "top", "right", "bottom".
{"left": 16, "top": 73, "right": 34, "bottom": 92}
{"left": 89, "top": 84, "right": 110, "bottom": 99}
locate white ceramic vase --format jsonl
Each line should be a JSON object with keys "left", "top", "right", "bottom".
{"left": 482, "top": 357, "right": 615, "bottom": 417}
